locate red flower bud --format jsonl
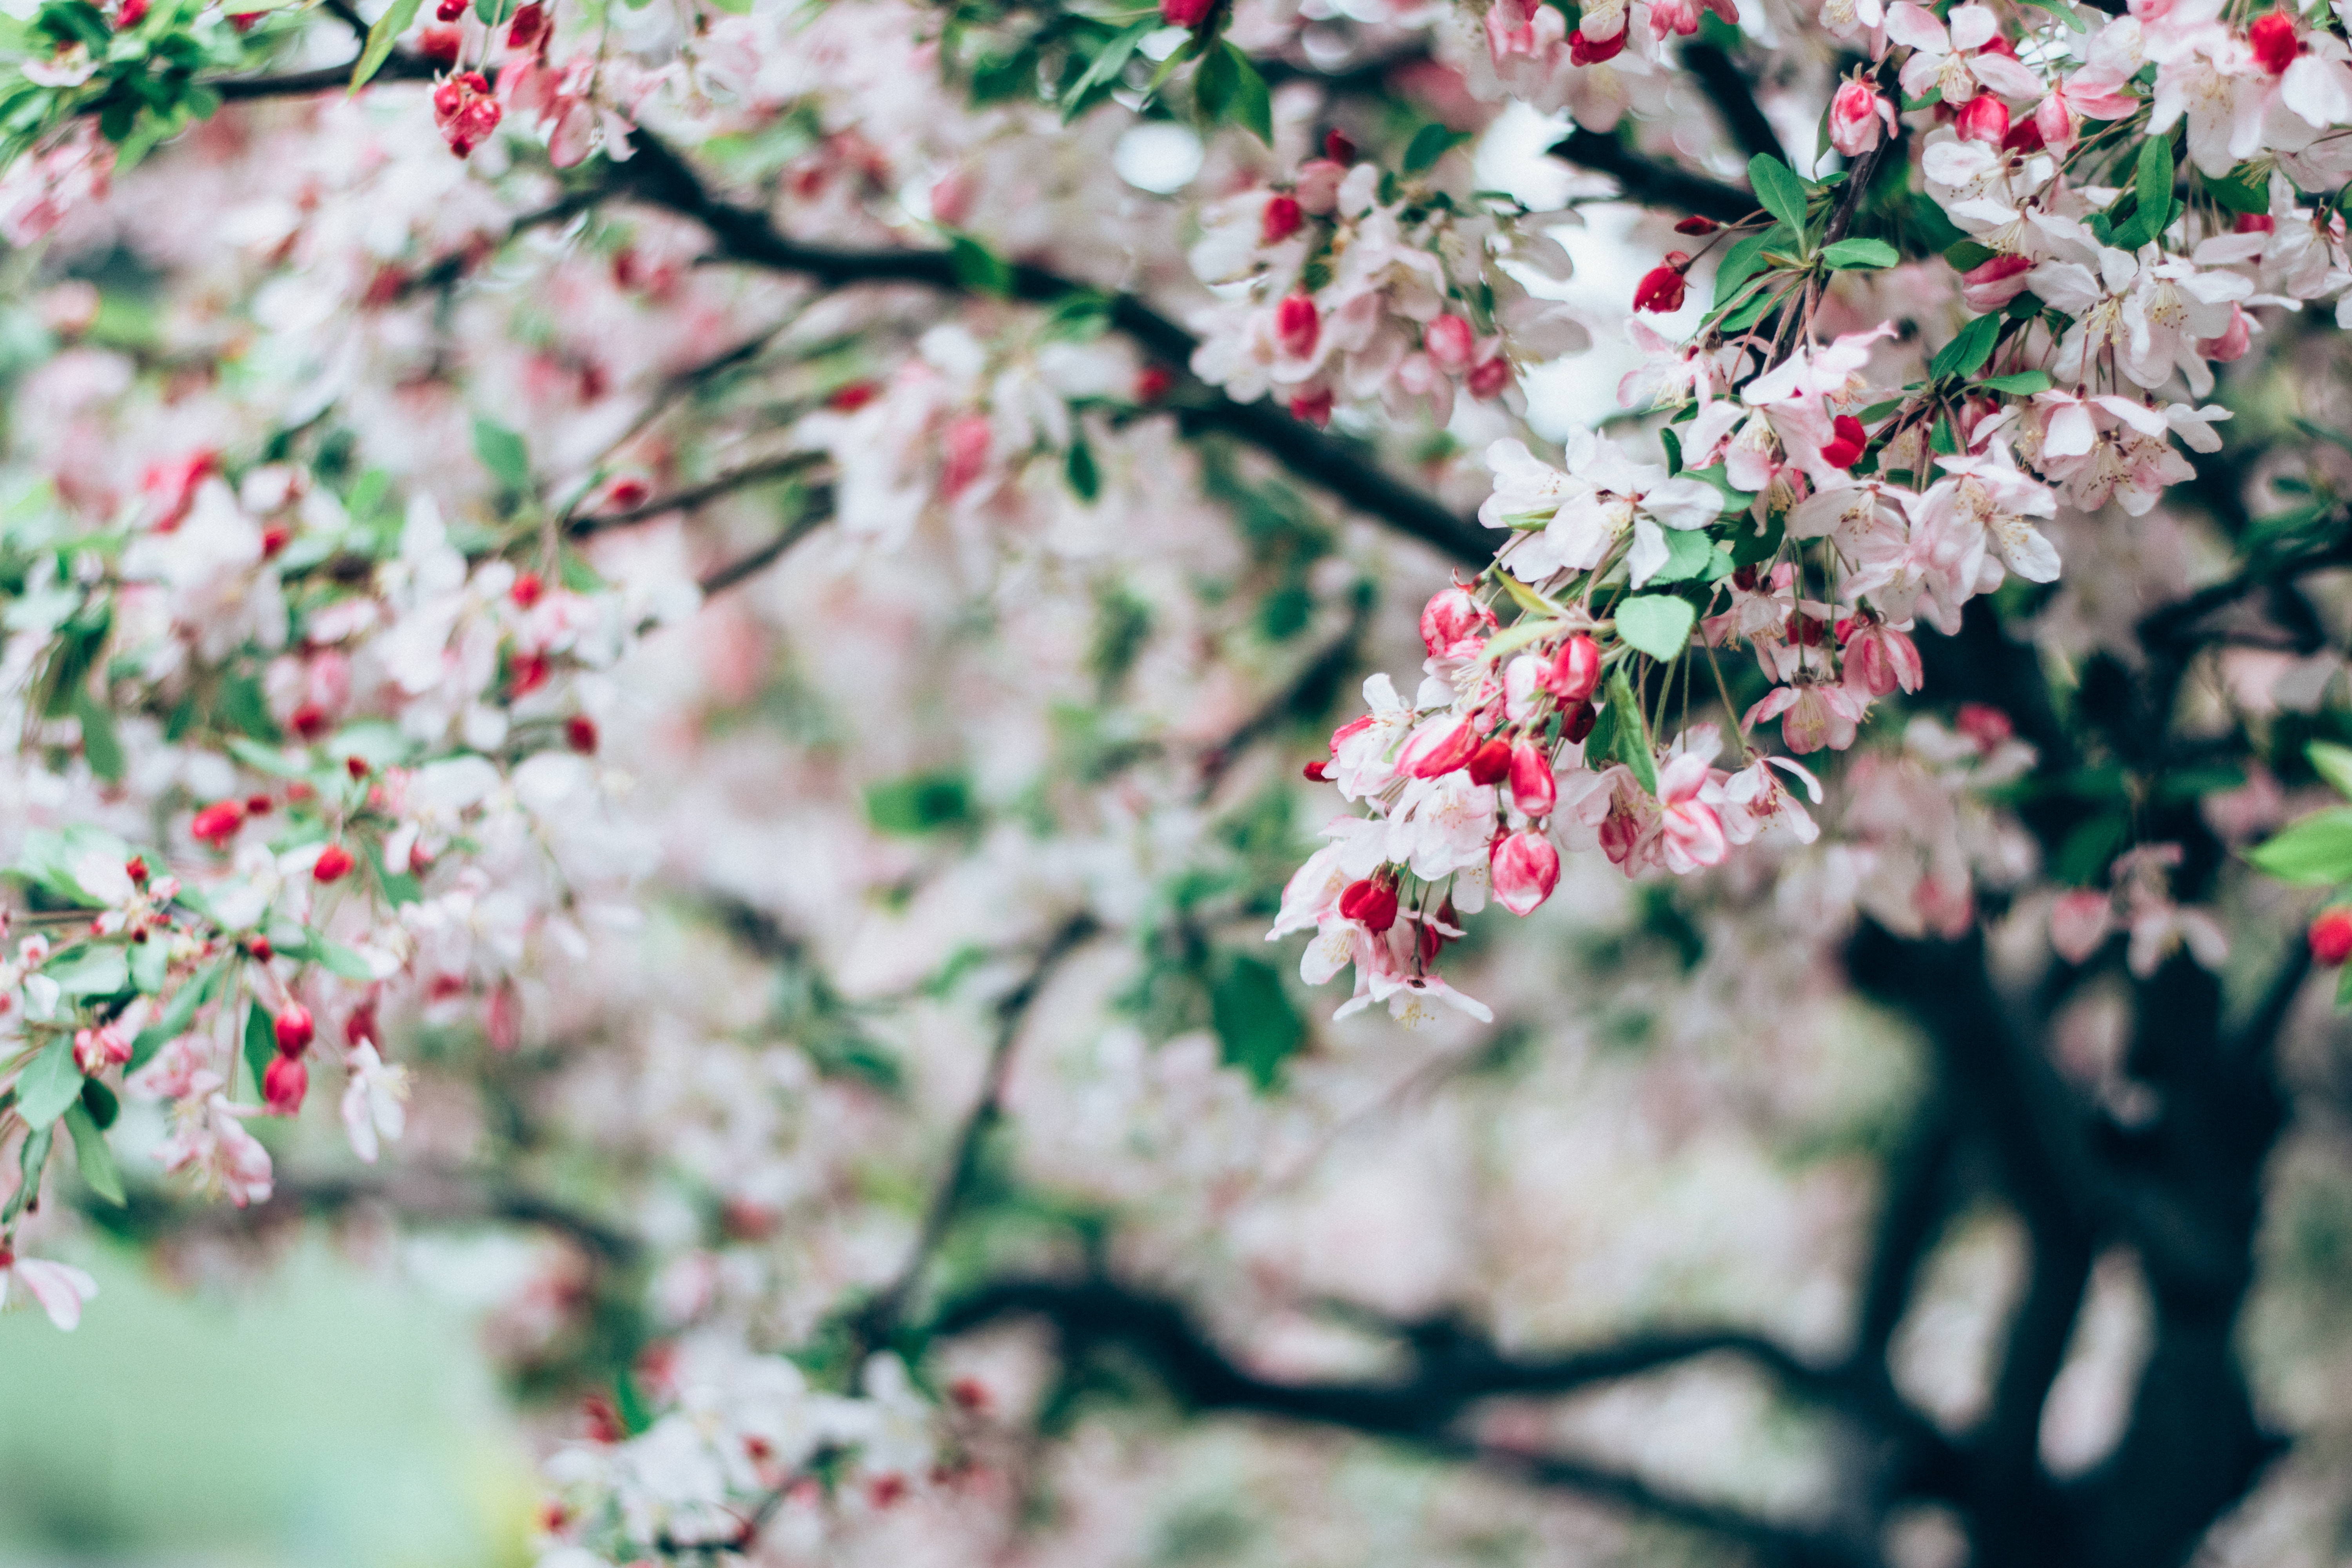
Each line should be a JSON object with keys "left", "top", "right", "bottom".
{"left": 275, "top": 1004, "right": 314, "bottom": 1056}
{"left": 2235, "top": 212, "right": 2277, "bottom": 234}
{"left": 1303, "top": 758, "right": 1330, "bottom": 782}
{"left": 290, "top": 702, "right": 328, "bottom": 740}
{"left": 1161, "top": 0, "right": 1214, "bottom": 27}
{"left": 1491, "top": 829, "right": 1561, "bottom": 916}
{"left": 512, "top": 571, "right": 544, "bottom": 608}
{"left": 2312, "top": 908, "right": 2352, "bottom": 965}
{"left": 1819, "top": 414, "right": 1867, "bottom": 470}
{"left": 1401, "top": 717, "right": 1481, "bottom": 779}
{"left": 246, "top": 793, "right": 273, "bottom": 815}
{"left": 1261, "top": 193, "right": 1303, "bottom": 245}
{"left": 435, "top": 0, "right": 464, "bottom": 17}
{"left": 418, "top": 22, "right": 463, "bottom": 64}
{"left": 1339, "top": 878, "right": 1399, "bottom": 932}
{"left": 1288, "top": 388, "right": 1334, "bottom": 427}
{"left": 1323, "top": 130, "right": 1356, "bottom": 163}
{"left": 1632, "top": 253, "right": 1691, "bottom": 314}
{"left": 1275, "top": 294, "right": 1319, "bottom": 360}
{"left": 125, "top": 855, "right": 147, "bottom": 884}
{"left": 191, "top": 800, "right": 245, "bottom": 847}
{"left": 1134, "top": 365, "right": 1174, "bottom": 403}
{"left": 313, "top": 844, "right": 355, "bottom": 884}
{"left": 345, "top": 756, "right": 369, "bottom": 780}
{"left": 1672, "top": 214, "right": 1719, "bottom": 235}
{"left": 1465, "top": 737, "right": 1514, "bottom": 785}
{"left": 566, "top": 714, "right": 599, "bottom": 753}
{"left": 263, "top": 1053, "right": 308, "bottom": 1115}
{"left": 2250, "top": 10, "right": 2298, "bottom": 74}
{"left": 1562, "top": 702, "right": 1597, "bottom": 744}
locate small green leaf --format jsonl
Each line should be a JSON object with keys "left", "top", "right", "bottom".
{"left": 1709, "top": 231, "right": 1779, "bottom": 312}
{"left": 1821, "top": 237, "right": 1899, "bottom": 270}
{"left": 2203, "top": 165, "right": 2269, "bottom": 215}
{"left": 2247, "top": 806, "right": 2352, "bottom": 885}
{"left": 1065, "top": 439, "right": 1101, "bottom": 503}
{"left": 350, "top": 0, "right": 423, "bottom": 90}
{"left": 2310, "top": 740, "right": 2352, "bottom": 800}
{"left": 1193, "top": 40, "right": 1237, "bottom": 125}
{"left": 1615, "top": 595, "right": 1698, "bottom": 661}
{"left": 5, "top": 1125, "right": 51, "bottom": 1223}
{"left": 1599, "top": 669, "right": 1658, "bottom": 797}
{"left": 1930, "top": 312, "right": 2000, "bottom": 379}
{"left": 866, "top": 771, "right": 975, "bottom": 836}
{"left": 1980, "top": 370, "right": 2053, "bottom": 395}
{"left": 44, "top": 945, "right": 128, "bottom": 998}
{"left": 75, "top": 691, "right": 122, "bottom": 782}
{"left": 131, "top": 961, "right": 223, "bottom": 1069}
{"left": 1059, "top": 18, "right": 1154, "bottom": 124}
{"left": 1212, "top": 953, "right": 1304, "bottom": 1091}
{"left": 1404, "top": 121, "right": 1469, "bottom": 174}
{"left": 947, "top": 233, "right": 1014, "bottom": 298}
{"left": 243, "top": 1000, "right": 277, "bottom": 1100}
{"left": 1223, "top": 44, "right": 1272, "bottom": 145}
{"left": 310, "top": 938, "right": 379, "bottom": 981}
{"left": 1648, "top": 527, "right": 1717, "bottom": 584}
{"left": 1747, "top": 154, "right": 1812, "bottom": 239}
{"left": 472, "top": 417, "right": 531, "bottom": 493}
{"left": 62, "top": 1101, "right": 123, "bottom": 1206}
{"left": 1945, "top": 240, "right": 1998, "bottom": 270}
{"left": 13, "top": 1039, "right": 82, "bottom": 1130}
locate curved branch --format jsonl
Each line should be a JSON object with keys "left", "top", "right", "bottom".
{"left": 609, "top": 133, "right": 1493, "bottom": 567}
{"left": 572, "top": 451, "right": 825, "bottom": 535}
{"left": 1550, "top": 128, "right": 1757, "bottom": 225}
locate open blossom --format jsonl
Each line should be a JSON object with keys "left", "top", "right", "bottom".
{"left": 0, "top": 1249, "right": 97, "bottom": 1330}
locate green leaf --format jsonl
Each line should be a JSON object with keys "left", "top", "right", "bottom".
{"left": 2311, "top": 740, "right": 2352, "bottom": 800}
{"left": 1821, "top": 237, "right": 1899, "bottom": 270}
{"left": 1599, "top": 669, "right": 1658, "bottom": 797}
{"left": 131, "top": 960, "right": 222, "bottom": 1068}
{"left": 217, "top": 671, "right": 279, "bottom": 741}
{"left": 865, "top": 771, "right": 975, "bottom": 836}
{"left": 1748, "top": 154, "right": 1812, "bottom": 238}
{"left": 1930, "top": 312, "right": 2000, "bottom": 379}
{"left": 350, "top": 0, "right": 423, "bottom": 90}
{"left": 2203, "top": 165, "right": 2269, "bottom": 215}
{"left": 62, "top": 1101, "right": 123, "bottom": 1205}
{"left": 12, "top": 824, "right": 132, "bottom": 904}
{"left": 1223, "top": 44, "right": 1271, "bottom": 145}
{"left": 1404, "top": 121, "right": 1469, "bottom": 174}
{"left": 1980, "top": 370, "right": 2053, "bottom": 395}
{"left": 129, "top": 936, "right": 168, "bottom": 996}
{"left": 1193, "top": 39, "right": 1237, "bottom": 125}
{"left": 310, "top": 938, "right": 378, "bottom": 981}
{"left": 472, "top": 417, "right": 531, "bottom": 493}
{"left": 1648, "top": 526, "right": 1718, "bottom": 584}
{"left": 1615, "top": 595, "right": 1697, "bottom": 661}
{"left": 5, "top": 1125, "right": 51, "bottom": 1223}
{"left": 1945, "top": 240, "right": 1998, "bottom": 270}
{"left": 1709, "top": 230, "right": 1779, "bottom": 312}
{"left": 947, "top": 233, "right": 1014, "bottom": 298}
{"left": 80, "top": 1078, "right": 118, "bottom": 1129}
{"left": 1065, "top": 439, "right": 1101, "bottom": 503}
{"left": 1681, "top": 463, "right": 1757, "bottom": 515}
{"left": 74, "top": 690, "right": 122, "bottom": 782}
{"left": 44, "top": 945, "right": 128, "bottom": 998}
{"left": 2131, "top": 130, "right": 2175, "bottom": 240}
{"left": 243, "top": 1000, "right": 277, "bottom": 1100}
{"left": 1059, "top": 18, "right": 1154, "bottom": 124}
{"left": 2247, "top": 806, "right": 2352, "bottom": 884}
{"left": 13, "top": 1038, "right": 82, "bottom": 1130}
{"left": 1212, "top": 954, "right": 1304, "bottom": 1091}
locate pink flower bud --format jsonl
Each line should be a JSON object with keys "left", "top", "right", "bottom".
{"left": 1961, "top": 253, "right": 2035, "bottom": 314}
{"left": 191, "top": 800, "right": 244, "bottom": 847}
{"left": 1274, "top": 294, "right": 1319, "bottom": 360}
{"left": 263, "top": 1053, "right": 308, "bottom": 1115}
{"left": 1490, "top": 830, "right": 1560, "bottom": 915}
{"left": 73, "top": 1025, "right": 129, "bottom": 1074}
{"left": 1541, "top": 634, "right": 1601, "bottom": 703}
{"left": 1466, "top": 356, "right": 1511, "bottom": 400}
{"left": 1423, "top": 314, "right": 1475, "bottom": 374}
{"left": 1955, "top": 93, "right": 2010, "bottom": 145}
{"left": 1828, "top": 80, "right": 1893, "bottom": 156}
{"left": 2312, "top": 907, "right": 2352, "bottom": 964}
{"left": 2250, "top": 10, "right": 2298, "bottom": 73}
{"left": 1401, "top": 717, "right": 1481, "bottom": 779}
{"left": 1420, "top": 585, "right": 1497, "bottom": 660}
{"left": 313, "top": 844, "right": 354, "bottom": 884}
{"left": 1509, "top": 740, "right": 1556, "bottom": 817}
{"left": 1161, "top": 0, "right": 1214, "bottom": 26}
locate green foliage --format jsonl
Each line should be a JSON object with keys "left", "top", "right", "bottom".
{"left": 1210, "top": 953, "right": 1305, "bottom": 1090}
{"left": 12, "top": 1037, "right": 82, "bottom": 1129}
{"left": 866, "top": 770, "right": 977, "bottom": 835}
{"left": 1821, "top": 237, "right": 1898, "bottom": 270}
{"left": 2247, "top": 808, "right": 2352, "bottom": 885}
{"left": 1747, "top": 154, "right": 1813, "bottom": 239}
{"left": 1614, "top": 595, "right": 1697, "bottom": 661}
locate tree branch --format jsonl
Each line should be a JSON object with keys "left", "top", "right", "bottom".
{"left": 1682, "top": 41, "right": 1786, "bottom": 165}
{"left": 572, "top": 452, "right": 825, "bottom": 535}
{"left": 608, "top": 132, "right": 1492, "bottom": 566}
{"left": 1550, "top": 128, "right": 1757, "bottom": 225}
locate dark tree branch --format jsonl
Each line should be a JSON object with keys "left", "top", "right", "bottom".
{"left": 610, "top": 133, "right": 1492, "bottom": 566}
{"left": 691, "top": 493, "right": 833, "bottom": 598}
{"left": 1682, "top": 42, "right": 1786, "bottom": 165}
{"left": 933, "top": 1277, "right": 1870, "bottom": 1560}
{"left": 572, "top": 452, "right": 825, "bottom": 535}
{"left": 1550, "top": 128, "right": 1757, "bottom": 225}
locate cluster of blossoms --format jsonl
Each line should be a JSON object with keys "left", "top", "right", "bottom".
{"left": 1187, "top": 138, "right": 1589, "bottom": 426}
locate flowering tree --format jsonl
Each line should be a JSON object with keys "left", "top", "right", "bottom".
{"left": 6, "top": 0, "right": 2352, "bottom": 1559}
